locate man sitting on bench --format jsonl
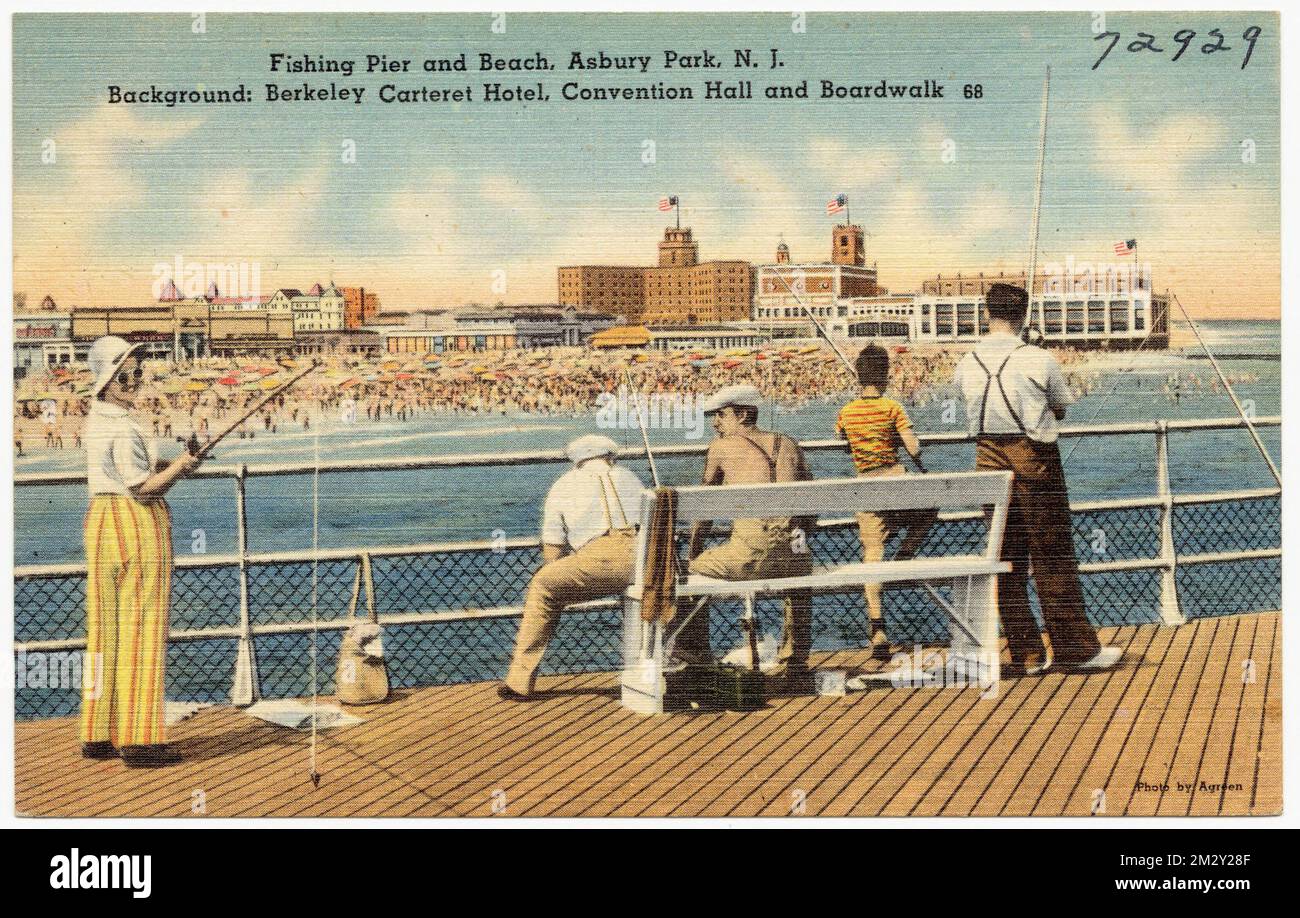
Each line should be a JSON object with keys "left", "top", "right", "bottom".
{"left": 671, "top": 384, "right": 815, "bottom": 694}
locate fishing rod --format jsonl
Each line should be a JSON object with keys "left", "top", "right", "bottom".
{"left": 177, "top": 359, "right": 322, "bottom": 459}
{"left": 1023, "top": 65, "right": 1051, "bottom": 337}
{"left": 621, "top": 366, "right": 661, "bottom": 487}
{"left": 1172, "top": 293, "right": 1280, "bottom": 486}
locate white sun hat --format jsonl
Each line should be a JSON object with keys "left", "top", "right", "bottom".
{"left": 701, "top": 383, "right": 762, "bottom": 415}
{"left": 565, "top": 434, "right": 620, "bottom": 464}
{"left": 87, "top": 336, "right": 141, "bottom": 397}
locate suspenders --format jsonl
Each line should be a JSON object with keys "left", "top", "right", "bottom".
{"left": 971, "top": 344, "right": 1029, "bottom": 436}
{"left": 595, "top": 471, "right": 633, "bottom": 533}
{"left": 731, "top": 432, "right": 782, "bottom": 483}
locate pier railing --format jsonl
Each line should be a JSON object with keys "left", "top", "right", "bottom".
{"left": 14, "top": 415, "right": 1280, "bottom": 719}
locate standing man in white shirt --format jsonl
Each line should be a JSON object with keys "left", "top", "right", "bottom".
{"left": 81, "top": 336, "right": 201, "bottom": 767}
{"left": 955, "top": 284, "right": 1120, "bottom": 675}
{"left": 500, "top": 434, "right": 645, "bottom": 700}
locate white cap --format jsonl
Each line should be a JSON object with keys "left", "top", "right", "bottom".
{"left": 702, "top": 383, "right": 762, "bottom": 415}
{"left": 565, "top": 434, "right": 619, "bottom": 464}
{"left": 87, "top": 336, "right": 140, "bottom": 397}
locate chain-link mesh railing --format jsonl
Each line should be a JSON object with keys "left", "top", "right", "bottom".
{"left": 15, "top": 420, "right": 1281, "bottom": 719}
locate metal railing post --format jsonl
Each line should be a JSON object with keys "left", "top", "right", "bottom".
{"left": 230, "top": 465, "right": 261, "bottom": 706}
{"left": 1154, "top": 422, "right": 1185, "bottom": 625}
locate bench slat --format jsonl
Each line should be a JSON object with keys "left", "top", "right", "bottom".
{"left": 662, "top": 471, "right": 1012, "bottom": 523}
{"left": 625, "top": 555, "right": 1010, "bottom": 600}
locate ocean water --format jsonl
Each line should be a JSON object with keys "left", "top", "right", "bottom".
{"left": 14, "top": 320, "right": 1281, "bottom": 565}
{"left": 13, "top": 320, "right": 1281, "bottom": 718}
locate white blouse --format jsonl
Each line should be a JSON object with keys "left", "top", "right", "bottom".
{"left": 83, "top": 400, "right": 157, "bottom": 497}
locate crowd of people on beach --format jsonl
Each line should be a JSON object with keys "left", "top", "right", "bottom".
{"left": 11, "top": 342, "right": 1263, "bottom": 457}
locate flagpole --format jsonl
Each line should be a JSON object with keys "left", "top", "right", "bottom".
{"left": 676, "top": 198, "right": 680, "bottom": 230}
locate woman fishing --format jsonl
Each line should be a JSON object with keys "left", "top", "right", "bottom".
{"left": 80, "top": 336, "right": 200, "bottom": 767}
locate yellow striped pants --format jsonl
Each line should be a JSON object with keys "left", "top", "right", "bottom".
{"left": 81, "top": 495, "right": 173, "bottom": 747}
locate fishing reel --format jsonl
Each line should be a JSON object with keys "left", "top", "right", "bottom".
{"left": 176, "top": 432, "right": 202, "bottom": 457}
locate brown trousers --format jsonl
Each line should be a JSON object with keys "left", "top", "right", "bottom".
{"left": 506, "top": 529, "right": 636, "bottom": 695}
{"left": 676, "top": 519, "right": 813, "bottom": 671}
{"left": 976, "top": 436, "right": 1101, "bottom": 667}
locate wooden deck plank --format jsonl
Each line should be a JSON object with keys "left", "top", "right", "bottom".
{"left": 1152, "top": 615, "right": 1242, "bottom": 815}
{"left": 814, "top": 686, "right": 966, "bottom": 817}
{"left": 730, "top": 682, "right": 910, "bottom": 817}
{"left": 841, "top": 679, "right": 990, "bottom": 817}
{"left": 1053, "top": 617, "right": 1197, "bottom": 816}
{"left": 303, "top": 675, "right": 615, "bottom": 818}
{"left": 1184, "top": 614, "right": 1259, "bottom": 815}
{"left": 974, "top": 626, "right": 1141, "bottom": 817}
{"left": 1250, "top": 615, "right": 1283, "bottom": 815}
{"left": 1123, "top": 617, "right": 1222, "bottom": 816}
{"left": 1213, "top": 613, "right": 1274, "bottom": 815}
{"left": 1017, "top": 625, "right": 1160, "bottom": 817}
{"left": 13, "top": 613, "right": 1281, "bottom": 818}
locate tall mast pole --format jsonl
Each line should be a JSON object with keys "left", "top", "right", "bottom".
{"left": 1025, "top": 65, "right": 1051, "bottom": 332}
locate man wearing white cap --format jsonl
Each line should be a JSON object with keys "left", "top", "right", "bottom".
{"left": 80, "top": 336, "right": 201, "bottom": 767}
{"left": 501, "top": 434, "right": 645, "bottom": 700}
{"left": 677, "top": 384, "right": 815, "bottom": 692}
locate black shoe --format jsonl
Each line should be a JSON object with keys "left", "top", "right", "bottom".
{"left": 497, "top": 684, "right": 534, "bottom": 702}
{"left": 80, "top": 741, "right": 118, "bottom": 760}
{"left": 121, "top": 744, "right": 182, "bottom": 768}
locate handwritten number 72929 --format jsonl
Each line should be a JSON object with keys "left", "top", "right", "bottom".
{"left": 1093, "top": 26, "right": 1262, "bottom": 71}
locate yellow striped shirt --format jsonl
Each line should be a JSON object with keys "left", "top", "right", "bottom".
{"left": 836, "top": 396, "right": 913, "bottom": 473}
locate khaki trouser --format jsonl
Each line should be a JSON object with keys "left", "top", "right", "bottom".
{"left": 976, "top": 436, "right": 1102, "bottom": 667}
{"left": 854, "top": 464, "right": 939, "bottom": 628}
{"left": 505, "top": 529, "right": 636, "bottom": 695}
{"left": 676, "top": 519, "right": 813, "bottom": 672}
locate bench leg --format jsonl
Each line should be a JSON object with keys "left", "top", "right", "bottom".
{"left": 621, "top": 596, "right": 666, "bottom": 713}
{"left": 948, "top": 574, "right": 1000, "bottom": 690}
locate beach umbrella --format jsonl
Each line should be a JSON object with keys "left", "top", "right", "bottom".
{"left": 339, "top": 377, "right": 361, "bottom": 390}
{"left": 258, "top": 366, "right": 278, "bottom": 376}
{"left": 259, "top": 376, "right": 282, "bottom": 391}
{"left": 185, "top": 381, "right": 209, "bottom": 393}
{"left": 191, "top": 370, "right": 220, "bottom": 380}
{"left": 218, "top": 375, "right": 240, "bottom": 386}
{"left": 722, "top": 360, "right": 742, "bottom": 369}
{"left": 161, "top": 380, "right": 184, "bottom": 395}
{"left": 395, "top": 372, "right": 415, "bottom": 382}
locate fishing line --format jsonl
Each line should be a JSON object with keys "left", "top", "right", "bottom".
{"left": 1059, "top": 314, "right": 1158, "bottom": 468}
{"left": 1172, "top": 293, "right": 1280, "bottom": 486}
{"left": 309, "top": 386, "right": 321, "bottom": 787}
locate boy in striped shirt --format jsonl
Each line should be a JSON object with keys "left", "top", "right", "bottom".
{"left": 836, "top": 344, "right": 936, "bottom": 661}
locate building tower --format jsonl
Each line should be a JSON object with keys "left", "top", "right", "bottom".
{"left": 658, "top": 227, "right": 699, "bottom": 268}
{"left": 776, "top": 237, "right": 790, "bottom": 264}
{"left": 832, "top": 224, "right": 866, "bottom": 266}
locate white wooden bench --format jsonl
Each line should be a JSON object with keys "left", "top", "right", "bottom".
{"left": 621, "top": 470, "right": 1014, "bottom": 712}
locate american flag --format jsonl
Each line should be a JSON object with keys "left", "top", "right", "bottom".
{"left": 1113, "top": 239, "right": 1136, "bottom": 256}
{"left": 826, "top": 194, "right": 847, "bottom": 216}
{"left": 658, "top": 195, "right": 678, "bottom": 212}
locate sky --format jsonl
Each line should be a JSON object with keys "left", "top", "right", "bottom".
{"left": 12, "top": 11, "right": 1281, "bottom": 318}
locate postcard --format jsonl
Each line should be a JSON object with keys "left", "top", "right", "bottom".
{"left": 10, "top": 10, "right": 1281, "bottom": 818}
